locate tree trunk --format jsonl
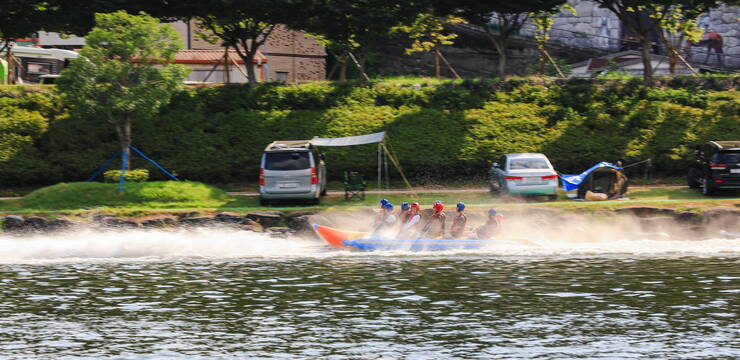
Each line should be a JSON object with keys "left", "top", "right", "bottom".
{"left": 434, "top": 49, "right": 441, "bottom": 78}
{"left": 667, "top": 46, "right": 678, "bottom": 75}
{"left": 538, "top": 44, "right": 547, "bottom": 75}
{"left": 245, "top": 54, "right": 257, "bottom": 85}
{"left": 224, "top": 46, "right": 231, "bottom": 84}
{"left": 657, "top": 30, "right": 678, "bottom": 75}
{"left": 485, "top": 30, "right": 508, "bottom": 77}
{"left": 640, "top": 36, "right": 654, "bottom": 86}
{"left": 6, "top": 43, "right": 14, "bottom": 85}
{"left": 115, "top": 120, "right": 131, "bottom": 170}
{"left": 339, "top": 52, "right": 348, "bottom": 81}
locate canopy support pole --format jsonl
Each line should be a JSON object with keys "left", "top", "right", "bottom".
{"left": 384, "top": 143, "right": 390, "bottom": 189}
{"left": 382, "top": 141, "right": 417, "bottom": 199}
{"left": 377, "top": 142, "right": 382, "bottom": 191}
{"left": 86, "top": 150, "right": 121, "bottom": 182}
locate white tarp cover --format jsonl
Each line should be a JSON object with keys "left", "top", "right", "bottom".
{"left": 311, "top": 131, "right": 385, "bottom": 147}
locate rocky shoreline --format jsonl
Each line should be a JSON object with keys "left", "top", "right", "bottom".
{"left": 1, "top": 206, "right": 739, "bottom": 239}
{"left": 1, "top": 211, "right": 314, "bottom": 237}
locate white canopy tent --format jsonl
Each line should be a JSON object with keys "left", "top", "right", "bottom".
{"left": 311, "top": 132, "right": 413, "bottom": 193}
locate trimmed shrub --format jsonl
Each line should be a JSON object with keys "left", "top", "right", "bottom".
{"left": 103, "top": 169, "right": 150, "bottom": 183}
{"left": 0, "top": 76, "right": 738, "bottom": 186}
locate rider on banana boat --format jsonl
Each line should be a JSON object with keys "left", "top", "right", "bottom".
{"left": 420, "top": 201, "right": 447, "bottom": 239}
{"left": 398, "top": 202, "right": 412, "bottom": 224}
{"left": 397, "top": 202, "right": 421, "bottom": 238}
{"left": 475, "top": 209, "right": 504, "bottom": 240}
{"left": 449, "top": 202, "right": 468, "bottom": 239}
{"left": 373, "top": 199, "right": 390, "bottom": 228}
{"left": 373, "top": 202, "right": 397, "bottom": 235}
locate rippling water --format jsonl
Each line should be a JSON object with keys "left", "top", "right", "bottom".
{"left": 0, "top": 229, "right": 738, "bottom": 359}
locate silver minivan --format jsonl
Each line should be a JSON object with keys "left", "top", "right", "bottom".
{"left": 259, "top": 140, "right": 327, "bottom": 205}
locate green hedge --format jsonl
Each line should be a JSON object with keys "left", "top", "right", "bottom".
{"left": 0, "top": 76, "right": 738, "bottom": 186}
{"left": 103, "top": 169, "right": 150, "bottom": 183}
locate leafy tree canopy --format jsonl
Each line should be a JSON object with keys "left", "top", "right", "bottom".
{"left": 57, "top": 11, "right": 189, "bottom": 169}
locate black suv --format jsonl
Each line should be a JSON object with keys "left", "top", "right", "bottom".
{"left": 687, "top": 141, "right": 740, "bottom": 195}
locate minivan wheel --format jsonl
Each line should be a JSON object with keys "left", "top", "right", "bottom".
{"left": 702, "top": 178, "right": 715, "bottom": 195}
{"left": 320, "top": 187, "right": 327, "bottom": 196}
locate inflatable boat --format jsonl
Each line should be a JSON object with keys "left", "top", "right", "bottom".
{"left": 313, "top": 224, "right": 496, "bottom": 252}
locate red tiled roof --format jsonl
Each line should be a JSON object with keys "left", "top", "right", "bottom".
{"left": 174, "top": 49, "right": 267, "bottom": 64}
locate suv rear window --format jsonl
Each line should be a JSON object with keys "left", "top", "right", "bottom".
{"left": 714, "top": 151, "right": 740, "bottom": 164}
{"left": 265, "top": 152, "right": 311, "bottom": 170}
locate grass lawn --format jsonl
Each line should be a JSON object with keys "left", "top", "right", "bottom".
{"left": 0, "top": 181, "right": 737, "bottom": 216}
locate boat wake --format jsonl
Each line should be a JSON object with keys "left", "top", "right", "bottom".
{"left": 0, "top": 226, "right": 738, "bottom": 264}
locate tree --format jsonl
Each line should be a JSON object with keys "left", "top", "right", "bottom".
{"left": 193, "top": 1, "right": 286, "bottom": 85}
{"left": 590, "top": 0, "right": 668, "bottom": 86}
{"left": 653, "top": 1, "right": 718, "bottom": 74}
{"left": 436, "top": 0, "right": 566, "bottom": 77}
{"left": 57, "top": 11, "right": 188, "bottom": 170}
{"left": 530, "top": 4, "right": 575, "bottom": 77}
{"left": 300, "top": 0, "right": 428, "bottom": 81}
{"left": 393, "top": 12, "right": 466, "bottom": 78}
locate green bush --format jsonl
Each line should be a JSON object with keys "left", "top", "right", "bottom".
{"left": 0, "top": 76, "right": 738, "bottom": 186}
{"left": 103, "top": 169, "right": 150, "bottom": 183}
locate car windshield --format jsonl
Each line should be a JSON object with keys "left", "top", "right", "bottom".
{"left": 265, "top": 152, "right": 310, "bottom": 170}
{"left": 715, "top": 151, "right": 740, "bottom": 164}
{"left": 508, "top": 158, "right": 549, "bottom": 170}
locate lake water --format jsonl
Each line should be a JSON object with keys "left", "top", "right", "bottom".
{"left": 0, "top": 228, "right": 738, "bottom": 359}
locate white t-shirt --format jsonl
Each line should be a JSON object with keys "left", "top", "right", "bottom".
{"left": 401, "top": 214, "right": 420, "bottom": 231}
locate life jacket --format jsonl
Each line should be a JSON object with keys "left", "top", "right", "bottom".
{"left": 450, "top": 212, "right": 467, "bottom": 238}
{"left": 425, "top": 211, "right": 446, "bottom": 238}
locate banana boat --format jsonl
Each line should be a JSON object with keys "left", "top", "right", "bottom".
{"left": 313, "top": 224, "right": 497, "bottom": 252}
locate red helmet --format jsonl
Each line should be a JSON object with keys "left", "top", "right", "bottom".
{"left": 410, "top": 202, "right": 421, "bottom": 210}
{"left": 433, "top": 202, "right": 444, "bottom": 213}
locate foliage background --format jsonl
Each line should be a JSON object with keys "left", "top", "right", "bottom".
{"left": 0, "top": 76, "right": 738, "bottom": 186}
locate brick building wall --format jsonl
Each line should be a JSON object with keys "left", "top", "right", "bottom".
{"left": 169, "top": 21, "right": 326, "bottom": 82}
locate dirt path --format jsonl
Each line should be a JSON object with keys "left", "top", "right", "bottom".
{"left": 0, "top": 185, "right": 685, "bottom": 200}
{"left": 227, "top": 185, "right": 685, "bottom": 197}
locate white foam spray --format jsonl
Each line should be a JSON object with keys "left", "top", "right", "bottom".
{"left": 0, "top": 211, "right": 738, "bottom": 263}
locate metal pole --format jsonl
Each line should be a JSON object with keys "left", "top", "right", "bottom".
{"left": 118, "top": 151, "right": 128, "bottom": 192}
{"left": 384, "top": 145, "right": 390, "bottom": 188}
{"left": 378, "top": 142, "right": 382, "bottom": 190}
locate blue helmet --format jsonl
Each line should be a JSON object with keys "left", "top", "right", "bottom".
{"left": 401, "top": 202, "right": 410, "bottom": 211}
{"left": 488, "top": 209, "right": 497, "bottom": 217}
{"left": 380, "top": 199, "right": 389, "bottom": 206}
{"left": 457, "top": 202, "right": 465, "bottom": 212}
{"left": 383, "top": 203, "right": 394, "bottom": 211}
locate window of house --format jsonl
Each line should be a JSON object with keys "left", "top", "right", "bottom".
{"left": 275, "top": 72, "right": 289, "bottom": 83}
{"left": 27, "top": 62, "right": 53, "bottom": 74}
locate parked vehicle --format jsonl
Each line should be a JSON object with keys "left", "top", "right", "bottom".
{"left": 259, "top": 140, "right": 327, "bottom": 205}
{"left": 687, "top": 141, "right": 740, "bottom": 195}
{"left": 489, "top": 153, "right": 559, "bottom": 200}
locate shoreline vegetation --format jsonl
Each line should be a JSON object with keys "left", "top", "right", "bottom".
{"left": 0, "top": 76, "right": 738, "bottom": 188}
{"left": 0, "top": 181, "right": 740, "bottom": 219}
{"left": 1, "top": 75, "right": 738, "bottom": 233}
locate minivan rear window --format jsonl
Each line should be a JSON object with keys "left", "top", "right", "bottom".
{"left": 265, "top": 152, "right": 311, "bottom": 170}
{"left": 715, "top": 151, "right": 740, "bottom": 164}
